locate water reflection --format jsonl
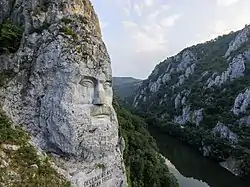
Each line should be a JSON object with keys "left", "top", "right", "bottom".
{"left": 164, "top": 157, "right": 209, "bottom": 187}
{"left": 149, "top": 127, "right": 250, "bottom": 187}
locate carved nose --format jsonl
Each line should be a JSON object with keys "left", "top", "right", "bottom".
{"left": 93, "top": 83, "right": 106, "bottom": 105}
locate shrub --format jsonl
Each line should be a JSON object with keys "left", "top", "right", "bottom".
{"left": 0, "top": 21, "right": 22, "bottom": 55}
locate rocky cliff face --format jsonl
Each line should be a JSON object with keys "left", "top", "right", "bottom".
{"left": 130, "top": 25, "right": 250, "bottom": 177}
{"left": 0, "top": 0, "right": 127, "bottom": 186}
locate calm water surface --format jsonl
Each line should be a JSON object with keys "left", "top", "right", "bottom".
{"left": 149, "top": 127, "right": 250, "bottom": 187}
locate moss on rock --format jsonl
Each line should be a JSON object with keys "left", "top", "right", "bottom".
{"left": 0, "top": 110, "right": 71, "bottom": 187}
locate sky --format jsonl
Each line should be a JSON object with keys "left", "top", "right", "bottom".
{"left": 91, "top": 0, "right": 250, "bottom": 79}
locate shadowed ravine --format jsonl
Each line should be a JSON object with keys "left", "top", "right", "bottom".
{"left": 149, "top": 127, "right": 250, "bottom": 187}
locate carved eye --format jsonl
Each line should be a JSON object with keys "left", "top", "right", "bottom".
{"left": 103, "top": 81, "right": 112, "bottom": 89}
{"left": 80, "top": 79, "right": 94, "bottom": 87}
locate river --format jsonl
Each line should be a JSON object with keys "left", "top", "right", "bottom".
{"left": 149, "top": 127, "right": 250, "bottom": 187}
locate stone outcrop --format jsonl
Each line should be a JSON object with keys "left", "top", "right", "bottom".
{"left": 0, "top": 0, "right": 127, "bottom": 186}
{"left": 173, "top": 107, "right": 204, "bottom": 126}
{"left": 212, "top": 123, "right": 238, "bottom": 144}
{"left": 225, "top": 26, "right": 250, "bottom": 57}
{"left": 207, "top": 54, "right": 246, "bottom": 88}
{"left": 232, "top": 88, "right": 250, "bottom": 116}
{"left": 220, "top": 157, "right": 241, "bottom": 176}
{"left": 176, "top": 50, "right": 196, "bottom": 72}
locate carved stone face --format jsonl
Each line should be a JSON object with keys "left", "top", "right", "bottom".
{"left": 36, "top": 36, "right": 119, "bottom": 163}
{"left": 72, "top": 69, "right": 113, "bottom": 118}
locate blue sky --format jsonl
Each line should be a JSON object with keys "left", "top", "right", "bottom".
{"left": 91, "top": 0, "right": 250, "bottom": 79}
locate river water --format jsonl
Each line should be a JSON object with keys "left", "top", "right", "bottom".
{"left": 149, "top": 127, "right": 250, "bottom": 187}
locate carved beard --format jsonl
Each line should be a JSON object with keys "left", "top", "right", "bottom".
{"left": 40, "top": 81, "right": 117, "bottom": 161}
{"left": 70, "top": 105, "right": 118, "bottom": 162}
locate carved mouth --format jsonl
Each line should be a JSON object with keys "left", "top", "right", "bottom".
{"left": 91, "top": 106, "right": 112, "bottom": 118}
{"left": 94, "top": 114, "right": 109, "bottom": 118}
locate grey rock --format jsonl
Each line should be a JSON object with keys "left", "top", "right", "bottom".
{"left": 185, "top": 64, "right": 196, "bottom": 78}
{"left": 243, "top": 49, "right": 250, "bottom": 61}
{"left": 149, "top": 79, "right": 161, "bottom": 93}
{"left": 232, "top": 88, "right": 250, "bottom": 115}
{"left": 201, "top": 140, "right": 211, "bottom": 157}
{"left": 220, "top": 157, "right": 241, "bottom": 176}
{"left": 202, "top": 146, "right": 211, "bottom": 157}
{"left": 200, "top": 71, "right": 209, "bottom": 80}
{"left": 0, "top": 159, "right": 9, "bottom": 168}
{"left": 1, "top": 144, "right": 20, "bottom": 151}
{"left": 181, "top": 96, "right": 186, "bottom": 105}
{"left": 192, "top": 109, "right": 204, "bottom": 126}
{"left": 0, "top": 0, "right": 9, "bottom": 24}
{"left": 212, "top": 122, "right": 238, "bottom": 144}
{"left": 229, "top": 54, "right": 245, "bottom": 79}
{"left": 118, "top": 137, "right": 126, "bottom": 156}
{"left": 207, "top": 54, "right": 245, "bottom": 88}
{"left": 177, "top": 75, "right": 185, "bottom": 86}
{"left": 239, "top": 116, "right": 250, "bottom": 126}
{"left": 225, "top": 26, "right": 250, "bottom": 57}
{"left": 0, "top": 0, "right": 127, "bottom": 186}
{"left": 174, "top": 107, "right": 191, "bottom": 125}
{"left": 177, "top": 50, "right": 196, "bottom": 72}
{"left": 162, "top": 73, "right": 171, "bottom": 84}
{"left": 174, "top": 93, "right": 182, "bottom": 109}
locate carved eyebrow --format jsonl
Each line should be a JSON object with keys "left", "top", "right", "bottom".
{"left": 82, "top": 76, "right": 97, "bottom": 83}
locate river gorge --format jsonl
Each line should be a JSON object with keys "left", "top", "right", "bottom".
{"left": 149, "top": 127, "right": 250, "bottom": 187}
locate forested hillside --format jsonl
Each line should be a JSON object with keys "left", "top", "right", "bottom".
{"left": 114, "top": 98, "right": 179, "bottom": 187}
{"left": 120, "top": 25, "right": 250, "bottom": 180}
{"left": 113, "top": 77, "right": 142, "bottom": 100}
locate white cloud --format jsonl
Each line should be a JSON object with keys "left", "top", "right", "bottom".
{"left": 160, "top": 14, "right": 180, "bottom": 27}
{"left": 115, "top": 0, "right": 132, "bottom": 16}
{"left": 122, "top": 21, "right": 165, "bottom": 52}
{"left": 123, "top": 7, "right": 131, "bottom": 16}
{"left": 217, "top": 0, "right": 240, "bottom": 6}
{"left": 122, "top": 1, "right": 180, "bottom": 53}
{"left": 122, "top": 20, "right": 138, "bottom": 29}
{"left": 134, "top": 3, "right": 143, "bottom": 17}
{"left": 148, "top": 10, "right": 161, "bottom": 21}
{"left": 91, "top": 0, "right": 250, "bottom": 79}
{"left": 214, "top": 20, "right": 228, "bottom": 33}
{"left": 160, "top": 4, "right": 170, "bottom": 11}
{"left": 145, "top": 0, "right": 153, "bottom": 7}
{"left": 122, "top": 14, "right": 180, "bottom": 52}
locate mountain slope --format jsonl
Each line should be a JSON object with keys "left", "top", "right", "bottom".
{"left": 113, "top": 98, "right": 179, "bottom": 187}
{"left": 113, "top": 77, "right": 142, "bottom": 100}
{"left": 0, "top": 109, "right": 70, "bottom": 186}
{"left": 131, "top": 24, "right": 250, "bottom": 179}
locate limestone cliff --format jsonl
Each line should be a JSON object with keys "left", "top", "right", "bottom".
{"left": 0, "top": 0, "right": 127, "bottom": 186}
{"left": 121, "top": 25, "right": 250, "bottom": 178}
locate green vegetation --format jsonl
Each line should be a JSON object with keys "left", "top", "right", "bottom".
{"left": 95, "top": 163, "right": 106, "bottom": 169}
{"left": 0, "top": 110, "right": 71, "bottom": 186}
{"left": 0, "top": 71, "right": 15, "bottom": 87}
{"left": 0, "top": 21, "right": 23, "bottom": 55}
{"left": 61, "top": 18, "right": 73, "bottom": 24}
{"left": 119, "top": 25, "right": 250, "bottom": 181}
{"left": 113, "top": 77, "right": 142, "bottom": 100}
{"left": 60, "top": 26, "right": 77, "bottom": 40}
{"left": 114, "top": 98, "right": 179, "bottom": 187}
{"left": 31, "top": 22, "right": 50, "bottom": 34}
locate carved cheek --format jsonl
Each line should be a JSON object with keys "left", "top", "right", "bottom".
{"left": 78, "top": 86, "right": 94, "bottom": 104}
{"left": 105, "top": 87, "right": 113, "bottom": 105}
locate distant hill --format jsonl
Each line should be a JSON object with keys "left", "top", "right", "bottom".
{"left": 128, "top": 25, "right": 250, "bottom": 179}
{"left": 112, "top": 77, "right": 142, "bottom": 100}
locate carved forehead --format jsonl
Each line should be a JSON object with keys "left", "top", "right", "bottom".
{"left": 79, "top": 62, "right": 112, "bottom": 81}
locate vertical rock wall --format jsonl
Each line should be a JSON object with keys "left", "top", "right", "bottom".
{"left": 0, "top": 0, "right": 127, "bottom": 186}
